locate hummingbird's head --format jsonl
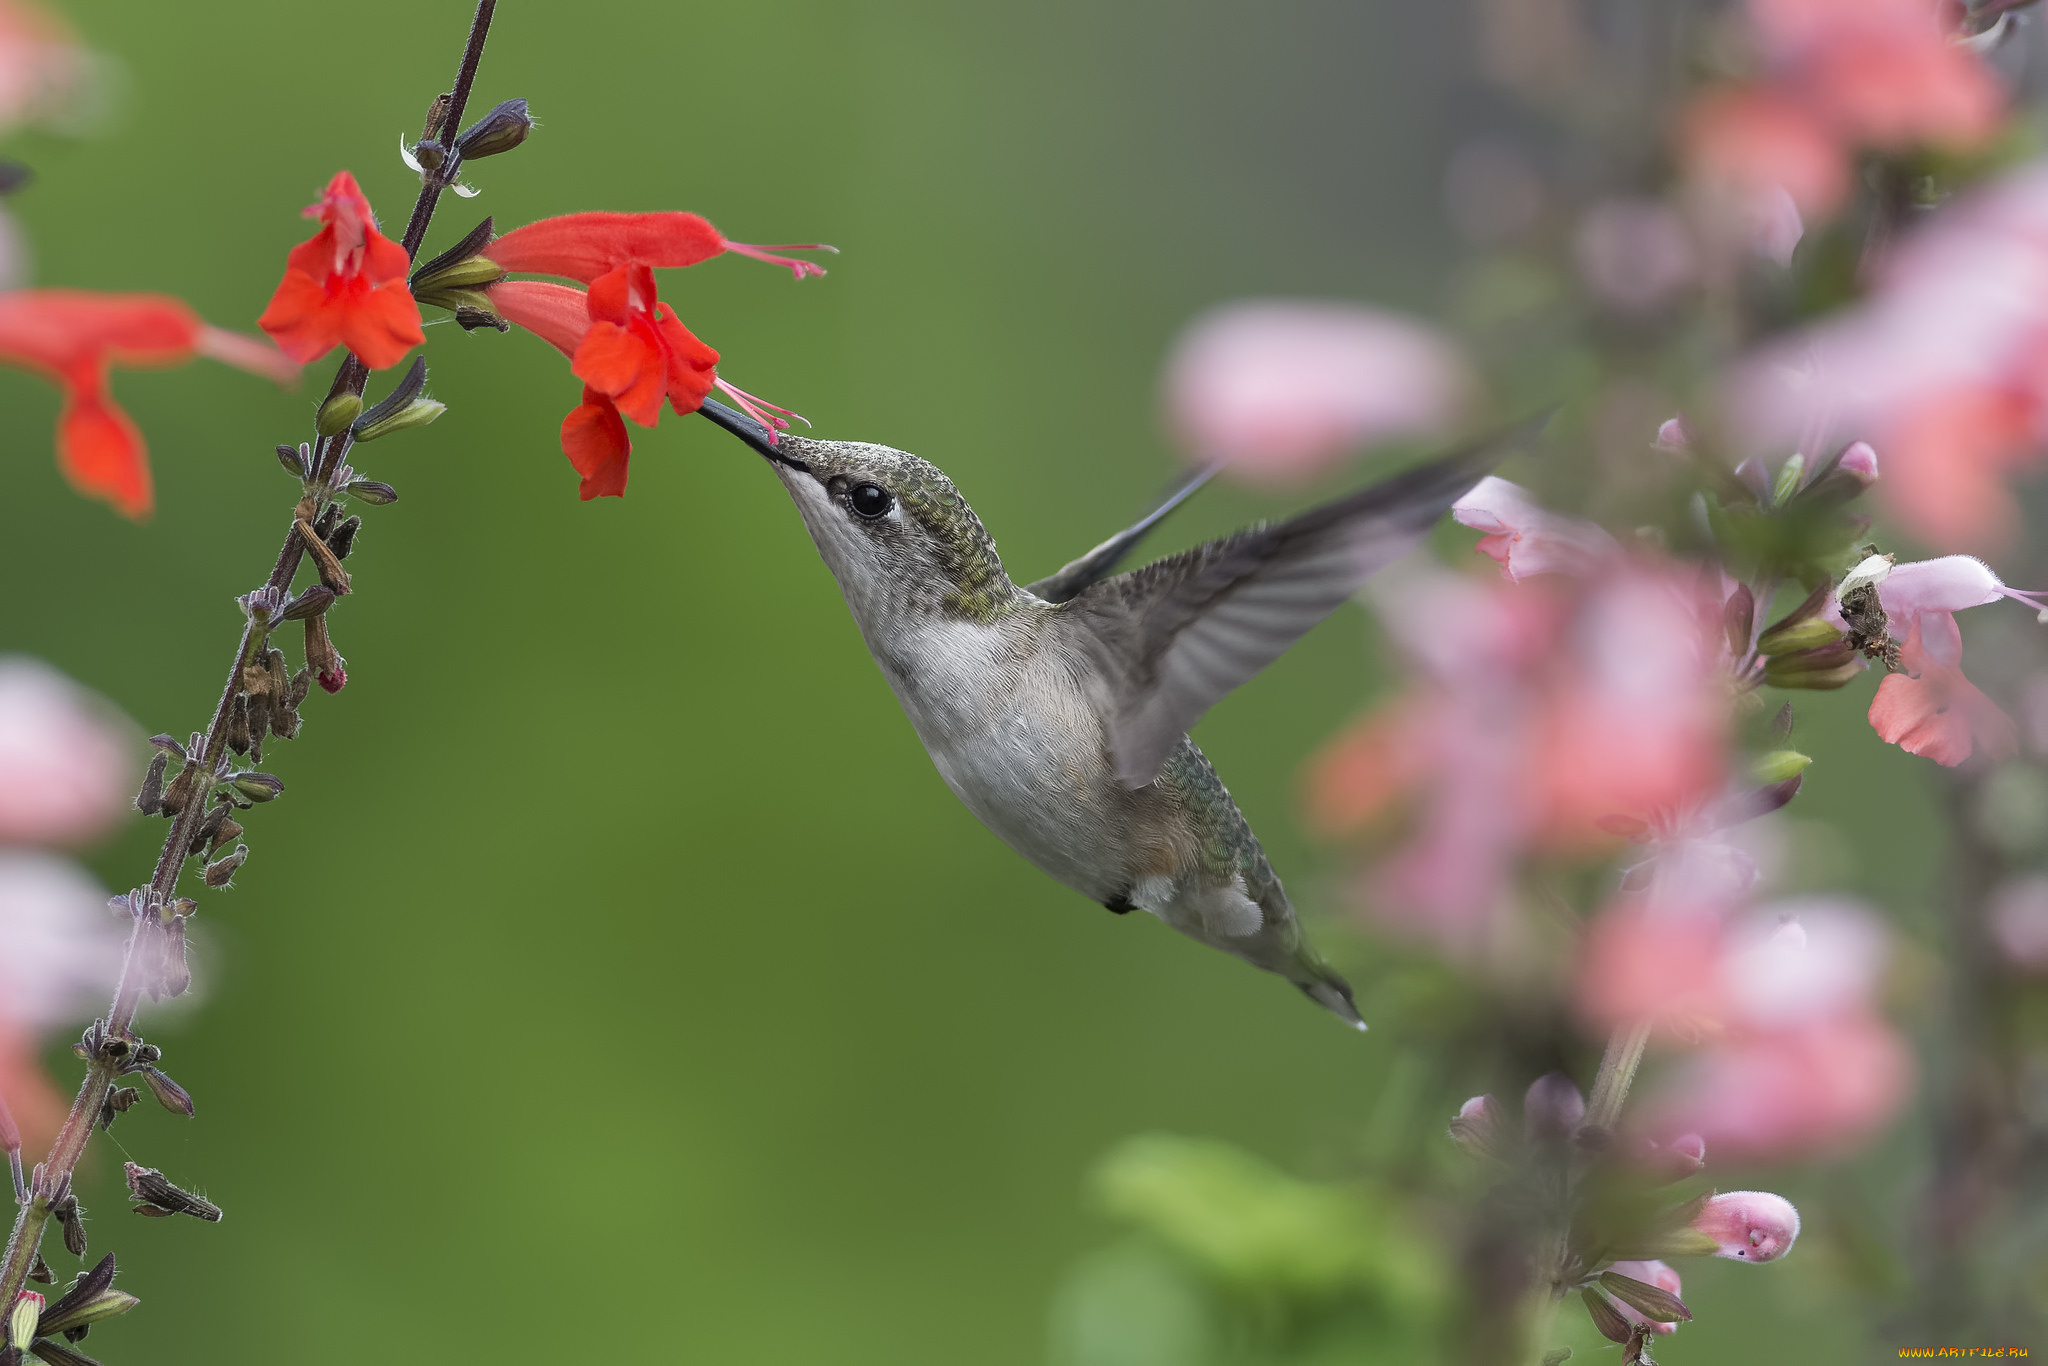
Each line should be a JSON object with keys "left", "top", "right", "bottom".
{"left": 725, "top": 419, "right": 1019, "bottom": 624}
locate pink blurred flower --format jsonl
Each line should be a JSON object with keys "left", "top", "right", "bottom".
{"left": 0, "top": 853, "right": 122, "bottom": 1030}
{"left": 1692, "top": 1190, "right": 1801, "bottom": 1262}
{"left": 1306, "top": 560, "right": 1731, "bottom": 952}
{"left": 1163, "top": 301, "right": 1471, "bottom": 483}
{"left": 1608, "top": 1260, "right": 1685, "bottom": 1335}
{"left": 1728, "top": 161, "right": 2048, "bottom": 550}
{"left": 1681, "top": 0, "right": 2000, "bottom": 241}
{"left": 0, "top": 0, "right": 89, "bottom": 134}
{"left": 1988, "top": 875, "right": 2048, "bottom": 971}
{"left": 1451, "top": 476, "right": 1621, "bottom": 581}
{"left": 1574, "top": 199, "right": 1699, "bottom": 314}
{"left": 0, "top": 656, "right": 136, "bottom": 847}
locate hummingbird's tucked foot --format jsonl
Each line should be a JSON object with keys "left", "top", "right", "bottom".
{"left": 716, "top": 408, "right": 1538, "bottom": 1025}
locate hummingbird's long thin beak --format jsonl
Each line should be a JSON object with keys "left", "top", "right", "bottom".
{"left": 698, "top": 398, "right": 811, "bottom": 472}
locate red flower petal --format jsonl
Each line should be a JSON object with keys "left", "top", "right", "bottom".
{"left": 486, "top": 211, "right": 727, "bottom": 283}
{"left": 0, "top": 290, "right": 201, "bottom": 370}
{"left": 561, "top": 387, "right": 631, "bottom": 498}
{"left": 488, "top": 281, "right": 591, "bottom": 357}
{"left": 56, "top": 370, "right": 152, "bottom": 520}
{"left": 572, "top": 321, "right": 663, "bottom": 425}
{"left": 255, "top": 270, "right": 339, "bottom": 363}
{"left": 1868, "top": 616, "right": 2017, "bottom": 766}
{"left": 336, "top": 282, "right": 426, "bottom": 371}
{"left": 656, "top": 307, "right": 719, "bottom": 415}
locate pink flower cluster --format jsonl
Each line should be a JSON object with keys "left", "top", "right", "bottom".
{"left": 0, "top": 659, "right": 131, "bottom": 1155}
{"left": 1684, "top": 0, "right": 2002, "bottom": 225}
{"left": 1733, "top": 161, "right": 2048, "bottom": 551}
{"left": 1304, "top": 482, "right": 1728, "bottom": 953}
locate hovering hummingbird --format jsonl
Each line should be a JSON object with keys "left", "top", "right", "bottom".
{"left": 701, "top": 400, "right": 1524, "bottom": 1026}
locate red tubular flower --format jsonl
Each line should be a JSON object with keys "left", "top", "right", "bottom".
{"left": 0, "top": 289, "right": 297, "bottom": 519}
{"left": 484, "top": 210, "right": 832, "bottom": 283}
{"left": 258, "top": 171, "right": 424, "bottom": 369}
{"left": 484, "top": 212, "right": 825, "bottom": 500}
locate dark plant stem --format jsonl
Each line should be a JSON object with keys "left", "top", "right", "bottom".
{"left": 0, "top": 0, "right": 496, "bottom": 1316}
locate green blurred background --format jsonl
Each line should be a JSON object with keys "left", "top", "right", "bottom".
{"left": 0, "top": 1, "right": 1957, "bottom": 1360}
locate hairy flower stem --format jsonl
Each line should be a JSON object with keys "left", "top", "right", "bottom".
{"left": 0, "top": 0, "right": 497, "bottom": 1316}
{"left": 1585, "top": 1020, "right": 1653, "bottom": 1135}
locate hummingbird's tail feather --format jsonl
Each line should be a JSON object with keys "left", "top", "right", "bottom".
{"left": 1291, "top": 952, "right": 1367, "bottom": 1031}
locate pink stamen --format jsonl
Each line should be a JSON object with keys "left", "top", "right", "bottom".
{"left": 722, "top": 240, "right": 838, "bottom": 281}
{"left": 714, "top": 377, "right": 812, "bottom": 444}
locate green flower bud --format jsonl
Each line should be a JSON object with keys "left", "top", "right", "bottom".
{"left": 10, "top": 1289, "right": 42, "bottom": 1350}
{"left": 353, "top": 397, "right": 446, "bottom": 442}
{"left": 1750, "top": 750, "right": 1812, "bottom": 785}
{"left": 1756, "top": 617, "right": 1843, "bottom": 655}
{"left": 315, "top": 392, "right": 364, "bottom": 437}
{"left": 1771, "top": 452, "right": 1805, "bottom": 505}
{"left": 454, "top": 98, "right": 533, "bottom": 159}
{"left": 230, "top": 773, "right": 284, "bottom": 803}
{"left": 346, "top": 479, "right": 399, "bottom": 505}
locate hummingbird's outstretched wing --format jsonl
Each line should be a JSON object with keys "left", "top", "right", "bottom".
{"left": 1025, "top": 463, "right": 1222, "bottom": 604}
{"left": 1064, "top": 424, "right": 1539, "bottom": 788}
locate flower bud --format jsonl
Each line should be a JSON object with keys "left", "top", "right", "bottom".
{"left": 1762, "top": 641, "right": 1862, "bottom": 690}
{"left": 9, "top": 1291, "right": 41, "bottom": 1350}
{"left": 230, "top": 773, "right": 284, "bottom": 803}
{"left": 1756, "top": 616, "right": 1842, "bottom": 655}
{"left": 1524, "top": 1072, "right": 1585, "bottom": 1141}
{"left": 1654, "top": 417, "right": 1691, "bottom": 452}
{"left": 1771, "top": 453, "right": 1806, "bottom": 505}
{"left": 203, "top": 844, "right": 248, "bottom": 889}
{"left": 315, "top": 391, "right": 363, "bottom": 437}
{"left": 1580, "top": 1287, "right": 1632, "bottom": 1344}
{"left": 140, "top": 1067, "right": 194, "bottom": 1117}
{"left": 276, "top": 443, "right": 307, "bottom": 478}
{"left": 1837, "top": 441, "right": 1878, "bottom": 484}
{"left": 1449, "top": 1094, "right": 1507, "bottom": 1160}
{"left": 454, "top": 98, "right": 533, "bottom": 159}
{"left": 1749, "top": 750, "right": 1811, "bottom": 785}
{"left": 347, "top": 479, "right": 398, "bottom": 505}
{"left": 36, "top": 1270, "right": 137, "bottom": 1339}
{"left": 1692, "top": 1190, "right": 1800, "bottom": 1262}
{"left": 1602, "top": 1262, "right": 1689, "bottom": 1333}
{"left": 352, "top": 397, "right": 445, "bottom": 442}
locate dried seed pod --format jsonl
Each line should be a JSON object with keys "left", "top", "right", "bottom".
{"left": 140, "top": 1068, "right": 194, "bottom": 1118}
{"left": 187, "top": 803, "right": 229, "bottom": 858}
{"left": 326, "top": 515, "right": 362, "bottom": 559}
{"left": 122, "top": 1163, "right": 222, "bottom": 1222}
{"left": 159, "top": 761, "right": 199, "bottom": 817}
{"left": 281, "top": 585, "right": 336, "bottom": 621}
{"left": 208, "top": 817, "right": 243, "bottom": 859}
{"left": 53, "top": 1195, "right": 86, "bottom": 1257}
{"left": 313, "top": 501, "right": 341, "bottom": 539}
{"left": 295, "top": 518, "right": 352, "bottom": 594}
{"left": 203, "top": 845, "right": 248, "bottom": 889}
{"left": 160, "top": 918, "right": 192, "bottom": 998}
{"left": 135, "top": 751, "right": 167, "bottom": 816}
{"left": 27, "top": 1256, "right": 51, "bottom": 1286}
{"left": 304, "top": 616, "right": 344, "bottom": 692}
{"left": 223, "top": 694, "right": 252, "bottom": 756}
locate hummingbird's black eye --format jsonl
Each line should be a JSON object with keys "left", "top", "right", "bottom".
{"left": 848, "top": 483, "right": 893, "bottom": 519}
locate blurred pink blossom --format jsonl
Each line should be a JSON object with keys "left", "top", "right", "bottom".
{"left": 1608, "top": 1259, "right": 1684, "bottom": 1335}
{"left": 1681, "top": 0, "right": 1999, "bottom": 240}
{"left": 0, "top": 0, "right": 90, "bottom": 135}
{"left": 0, "top": 853, "right": 122, "bottom": 1030}
{"left": 1306, "top": 556, "right": 1730, "bottom": 952}
{"left": 1728, "top": 161, "right": 2048, "bottom": 550}
{"left": 1162, "top": 301, "right": 1471, "bottom": 483}
{"left": 0, "top": 656, "right": 136, "bottom": 847}
{"left": 1573, "top": 199, "right": 1699, "bottom": 313}
{"left": 1451, "top": 476, "right": 1620, "bottom": 581}
{"left": 1988, "top": 875, "right": 2048, "bottom": 971}
{"left": 1692, "top": 1189, "right": 1802, "bottom": 1262}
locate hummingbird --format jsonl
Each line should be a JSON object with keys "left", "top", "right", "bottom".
{"left": 701, "top": 400, "right": 1522, "bottom": 1027}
